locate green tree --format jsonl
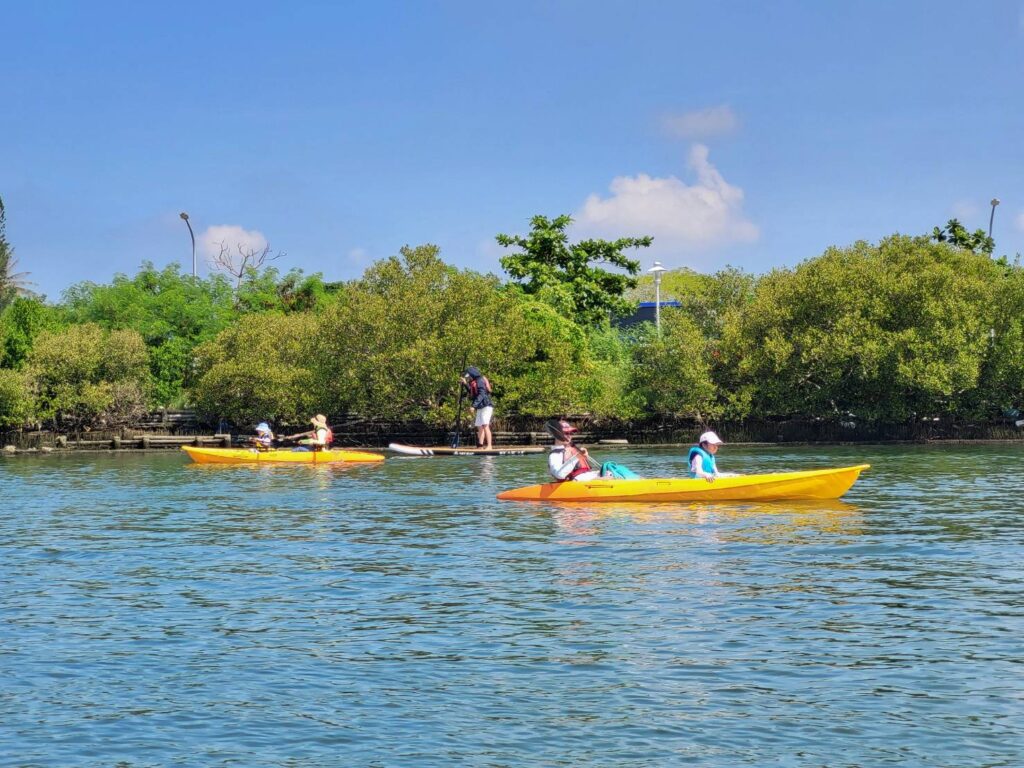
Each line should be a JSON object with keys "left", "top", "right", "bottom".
{"left": 963, "top": 262, "right": 1024, "bottom": 417}
{"left": 497, "top": 214, "right": 651, "bottom": 326}
{"left": 0, "top": 368, "right": 32, "bottom": 428}
{"left": 932, "top": 218, "right": 994, "bottom": 255}
{"left": 190, "top": 312, "right": 319, "bottom": 428}
{"left": 574, "top": 324, "right": 647, "bottom": 420}
{"left": 28, "top": 323, "right": 151, "bottom": 428}
{"left": 0, "top": 297, "right": 65, "bottom": 369}
{"left": 630, "top": 313, "right": 718, "bottom": 418}
{"left": 0, "top": 196, "right": 35, "bottom": 310}
{"left": 721, "top": 236, "right": 1005, "bottom": 421}
{"left": 630, "top": 265, "right": 757, "bottom": 339}
{"left": 63, "top": 263, "right": 238, "bottom": 405}
{"left": 235, "top": 267, "right": 343, "bottom": 314}
{"left": 313, "top": 245, "right": 587, "bottom": 423}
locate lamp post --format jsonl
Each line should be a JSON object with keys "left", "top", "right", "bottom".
{"left": 988, "top": 198, "right": 1000, "bottom": 238}
{"left": 648, "top": 260, "right": 667, "bottom": 332}
{"left": 179, "top": 212, "right": 196, "bottom": 277}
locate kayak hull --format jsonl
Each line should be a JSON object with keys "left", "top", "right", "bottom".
{"left": 388, "top": 443, "right": 545, "bottom": 457}
{"left": 181, "top": 446, "right": 385, "bottom": 464}
{"left": 497, "top": 464, "right": 870, "bottom": 502}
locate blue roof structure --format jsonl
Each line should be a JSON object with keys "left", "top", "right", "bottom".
{"left": 616, "top": 301, "right": 682, "bottom": 328}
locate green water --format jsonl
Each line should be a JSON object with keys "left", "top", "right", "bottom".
{"left": 2, "top": 444, "right": 1022, "bottom": 766}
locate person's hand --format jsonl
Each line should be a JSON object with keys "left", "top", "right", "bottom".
{"left": 705, "top": 475, "right": 715, "bottom": 483}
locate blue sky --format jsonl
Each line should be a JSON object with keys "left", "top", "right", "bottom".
{"left": 3, "top": 0, "right": 1023, "bottom": 300}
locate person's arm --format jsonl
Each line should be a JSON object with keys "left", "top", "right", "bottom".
{"left": 691, "top": 454, "right": 716, "bottom": 482}
{"left": 549, "top": 449, "right": 580, "bottom": 480}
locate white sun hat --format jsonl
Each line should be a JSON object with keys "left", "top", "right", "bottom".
{"left": 699, "top": 431, "right": 724, "bottom": 445}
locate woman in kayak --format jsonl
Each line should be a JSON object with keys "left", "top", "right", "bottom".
{"left": 251, "top": 422, "right": 274, "bottom": 450}
{"left": 286, "top": 414, "right": 334, "bottom": 451}
{"left": 546, "top": 419, "right": 601, "bottom": 481}
{"left": 688, "top": 431, "right": 731, "bottom": 482}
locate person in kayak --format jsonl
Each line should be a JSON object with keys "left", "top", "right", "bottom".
{"left": 689, "top": 431, "right": 728, "bottom": 482}
{"left": 286, "top": 414, "right": 334, "bottom": 451}
{"left": 251, "top": 422, "right": 274, "bottom": 450}
{"left": 461, "top": 366, "right": 494, "bottom": 450}
{"left": 546, "top": 419, "right": 601, "bottom": 481}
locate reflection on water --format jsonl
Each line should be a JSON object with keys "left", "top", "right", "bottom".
{"left": 547, "top": 499, "right": 862, "bottom": 546}
{"left": 1, "top": 444, "right": 1022, "bottom": 767}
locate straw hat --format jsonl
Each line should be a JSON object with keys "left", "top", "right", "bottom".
{"left": 311, "top": 414, "right": 328, "bottom": 428}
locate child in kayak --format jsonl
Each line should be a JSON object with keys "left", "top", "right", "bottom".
{"left": 546, "top": 420, "right": 601, "bottom": 481}
{"left": 251, "top": 422, "right": 274, "bottom": 450}
{"left": 688, "top": 431, "right": 735, "bottom": 482}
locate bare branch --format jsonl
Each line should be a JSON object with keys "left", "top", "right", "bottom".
{"left": 209, "top": 240, "right": 285, "bottom": 292}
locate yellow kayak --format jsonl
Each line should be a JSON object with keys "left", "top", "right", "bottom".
{"left": 497, "top": 464, "right": 870, "bottom": 503}
{"left": 181, "top": 446, "right": 385, "bottom": 464}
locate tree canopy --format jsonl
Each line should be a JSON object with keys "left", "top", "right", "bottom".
{"left": 497, "top": 214, "right": 651, "bottom": 327}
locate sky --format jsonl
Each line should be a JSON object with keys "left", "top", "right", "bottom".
{"left": 2, "top": 0, "right": 1023, "bottom": 300}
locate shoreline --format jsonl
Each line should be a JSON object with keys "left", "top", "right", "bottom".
{"left": 4, "top": 436, "right": 1024, "bottom": 456}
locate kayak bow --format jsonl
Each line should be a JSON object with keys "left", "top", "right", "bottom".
{"left": 497, "top": 464, "right": 870, "bottom": 502}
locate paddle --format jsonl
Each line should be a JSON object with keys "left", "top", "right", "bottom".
{"left": 450, "top": 353, "right": 469, "bottom": 448}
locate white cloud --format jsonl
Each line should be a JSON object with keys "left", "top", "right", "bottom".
{"left": 200, "top": 224, "right": 268, "bottom": 260}
{"left": 662, "top": 105, "right": 738, "bottom": 140}
{"left": 574, "top": 144, "right": 759, "bottom": 253}
{"left": 346, "top": 247, "right": 370, "bottom": 265}
{"left": 950, "top": 199, "right": 979, "bottom": 221}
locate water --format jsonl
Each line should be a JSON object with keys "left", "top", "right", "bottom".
{"left": 2, "top": 444, "right": 1022, "bottom": 767}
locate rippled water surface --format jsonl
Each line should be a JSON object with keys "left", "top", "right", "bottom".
{"left": 2, "top": 444, "right": 1022, "bottom": 767}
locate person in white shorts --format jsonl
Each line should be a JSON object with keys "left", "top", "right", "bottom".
{"left": 461, "top": 366, "right": 494, "bottom": 450}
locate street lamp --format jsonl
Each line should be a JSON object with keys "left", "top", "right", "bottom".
{"left": 648, "top": 260, "right": 667, "bottom": 332}
{"left": 179, "top": 211, "right": 196, "bottom": 277}
{"left": 989, "top": 198, "right": 1000, "bottom": 238}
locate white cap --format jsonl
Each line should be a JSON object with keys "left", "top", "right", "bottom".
{"left": 699, "top": 431, "right": 724, "bottom": 445}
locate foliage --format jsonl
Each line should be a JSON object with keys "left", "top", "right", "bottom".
{"left": 312, "top": 245, "right": 587, "bottom": 423}
{"left": 497, "top": 214, "right": 651, "bottom": 327}
{"left": 9, "top": 224, "right": 1024, "bottom": 432}
{"left": 190, "top": 313, "right": 319, "bottom": 428}
{"left": 27, "top": 323, "right": 151, "bottom": 428}
{"left": 235, "top": 268, "right": 343, "bottom": 314}
{"left": 63, "top": 263, "right": 237, "bottom": 406}
{"left": 630, "top": 265, "right": 757, "bottom": 339}
{"left": 0, "top": 196, "right": 35, "bottom": 310}
{"left": 630, "top": 313, "right": 718, "bottom": 419}
{"left": 963, "top": 263, "right": 1024, "bottom": 417}
{"left": 62, "top": 262, "right": 237, "bottom": 344}
{"left": 0, "top": 368, "right": 32, "bottom": 428}
{"left": 932, "top": 218, "right": 994, "bottom": 256}
{"left": 721, "top": 236, "right": 1006, "bottom": 421}
{"left": 574, "top": 325, "right": 646, "bottom": 420}
{"left": 0, "top": 297, "right": 65, "bottom": 369}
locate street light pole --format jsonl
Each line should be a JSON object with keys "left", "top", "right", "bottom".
{"left": 179, "top": 212, "right": 196, "bottom": 277}
{"left": 648, "top": 261, "right": 667, "bottom": 332}
{"left": 988, "top": 198, "right": 1000, "bottom": 238}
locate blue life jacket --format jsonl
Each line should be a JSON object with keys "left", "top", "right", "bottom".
{"left": 687, "top": 445, "right": 717, "bottom": 477}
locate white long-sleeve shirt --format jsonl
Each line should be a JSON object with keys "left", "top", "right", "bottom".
{"left": 691, "top": 454, "right": 716, "bottom": 478}
{"left": 549, "top": 446, "right": 600, "bottom": 481}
